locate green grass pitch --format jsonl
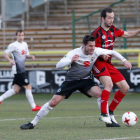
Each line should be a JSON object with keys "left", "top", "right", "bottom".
{"left": 0, "top": 93, "right": 140, "bottom": 140}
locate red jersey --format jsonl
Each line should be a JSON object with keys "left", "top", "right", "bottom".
{"left": 91, "top": 25, "right": 124, "bottom": 63}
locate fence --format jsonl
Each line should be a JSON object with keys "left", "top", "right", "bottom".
{"left": 0, "top": 49, "right": 140, "bottom": 67}
{"left": 72, "top": 0, "right": 140, "bottom": 49}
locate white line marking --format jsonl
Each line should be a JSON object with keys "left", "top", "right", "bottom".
{"left": 0, "top": 115, "right": 140, "bottom": 140}
{"left": 0, "top": 114, "right": 140, "bottom": 121}
{"left": 97, "top": 137, "right": 140, "bottom": 140}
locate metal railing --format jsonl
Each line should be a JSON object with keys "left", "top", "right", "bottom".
{"left": 72, "top": 0, "right": 126, "bottom": 49}
{"left": 0, "top": 49, "right": 140, "bottom": 67}
{"left": 47, "top": 0, "right": 67, "bottom": 15}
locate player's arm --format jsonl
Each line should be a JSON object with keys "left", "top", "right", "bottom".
{"left": 3, "top": 52, "right": 15, "bottom": 66}
{"left": 102, "top": 49, "right": 132, "bottom": 70}
{"left": 121, "top": 29, "right": 140, "bottom": 38}
{"left": 4, "top": 44, "right": 16, "bottom": 66}
{"left": 26, "top": 43, "right": 35, "bottom": 60}
{"left": 56, "top": 54, "right": 79, "bottom": 69}
{"left": 96, "top": 48, "right": 132, "bottom": 70}
{"left": 26, "top": 55, "right": 35, "bottom": 60}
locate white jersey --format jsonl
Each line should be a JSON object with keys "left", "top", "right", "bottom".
{"left": 56, "top": 46, "right": 126, "bottom": 81}
{"left": 4, "top": 41, "right": 29, "bottom": 74}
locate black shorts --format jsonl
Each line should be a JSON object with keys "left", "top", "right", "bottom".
{"left": 55, "top": 79, "right": 98, "bottom": 99}
{"left": 12, "top": 72, "right": 29, "bottom": 87}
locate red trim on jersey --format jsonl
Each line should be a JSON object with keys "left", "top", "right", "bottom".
{"left": 91, "top": 25, "right": 124, "bottom": 63}
{"left": 91, "top": 25, "right": 124, "bottom": 49}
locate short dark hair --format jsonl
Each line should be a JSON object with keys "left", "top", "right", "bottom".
{"left": 101, "top": 7, "right": 113, "bottom": 19}
{"left": 83, "top": 35, "right": 96, "bottom": 45}
{"left": 15, "top": 30, "right": 24, "bottom": 35}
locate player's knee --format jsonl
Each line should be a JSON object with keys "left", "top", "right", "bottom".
{"left": 104, "top": 82, "right": 113, "bottom": 91}
{"left": 24, "top": 84, "right": 32, "bottom": 90}
{"left": 121, "top": 84, "right": 129, "bottom": 94}
{"left": 88, "top": 87, "right": 102, "bottom": 98}
{"left": 14, "top": 89, "right": 20, "bottom": 94}
{"left": 49, "top": 99, "right": 59, "bottom": 108}
{"left": 94, "top": 90, "right": 101, "bottom": 98}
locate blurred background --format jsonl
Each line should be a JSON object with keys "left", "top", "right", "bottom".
{"left": 0, "top": 0, "right": 140, "bottom": 93}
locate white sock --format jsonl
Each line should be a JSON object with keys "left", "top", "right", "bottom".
{"left": 25, "top": 90, "right": 36, "bottom": 109}
{"left": 97, "top": 97, "right": 101, "bottom": 110}
{"left": 0, "top": 89, "right": 16, "bottom": 102}
{"left": 31, "top": 102, "right": 53, "bottom": 126}
{"left": 97, "top": 97, "right": 109, "bottom": 116}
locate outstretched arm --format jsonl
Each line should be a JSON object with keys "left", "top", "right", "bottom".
{"left": 105, "top": 50, "right": 132, "bottom": 70}
{"left": 56, "top": 55, "right": 79, "bottom": 69}
{"left": 97, "top": 48, "right": 132, "bottom": 70}
{"left": 122, "top": 29, "right": 140, "bottom": 38}
{"left": 123, "top": 60, "right": 132, "bottom": 70}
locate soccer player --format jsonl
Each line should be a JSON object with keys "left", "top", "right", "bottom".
{"left": 91, "top": 7, "right": 140, "bottom": 127}
{"left": 0, "top": 30, "right": 41, "bottom": 111}
{"left": 20, "top": 35, "right": 131, "bottom": 129}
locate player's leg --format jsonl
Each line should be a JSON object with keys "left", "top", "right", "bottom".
{"left": 109, "top": 80, "right": 129, "bottom": 116}
{"left": 20, "top": 95, "right": 65, "bottom": 130}
{"left": 98, "top": 76, "right": 113, "bottom": 124}
{"left": 15, "top": 72, "right": 40, "bottom": 111}
{"left": 78, "top": 79, "right": 112, "bottom": 124}
{"left": 108, "top": 67, "right": 127, "bottom": 127}
{"left": 93, "top": 61, "right": 113, "bottom": 123}
{"left": 20, "top": 80, "right": 77, "bottom": 130}
{"left": 87, "top": 85, "right": 101, "bottom": 98}
{"left": 87, "top": 85, "right": 111, "bottom": 123}
{"left": 23, "top": 84, "right": 41, "bottom": 111}
{"left": 0, "top": 84, "right": 20, "bottom": 103}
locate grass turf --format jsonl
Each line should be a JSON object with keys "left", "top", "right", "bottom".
{"left": 0, "top": 93, "right": 140, "bottom": 140}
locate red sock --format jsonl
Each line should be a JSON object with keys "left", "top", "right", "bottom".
{"left": 101, "top": 90, "right": 110, "bottom": 114}
{"left": 109, "top": 90, "right": 125, "bottom": 111}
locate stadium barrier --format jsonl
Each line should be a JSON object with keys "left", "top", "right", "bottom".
{"left": 0, "top": 68, "right": 140, "bottom": 94}
{"left": 0, "top": 49, "right": 140, "bottom": 67}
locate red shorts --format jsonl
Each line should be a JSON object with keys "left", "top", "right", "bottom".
{"left": 93, "top": 59, "right": 125, "bottom": 84}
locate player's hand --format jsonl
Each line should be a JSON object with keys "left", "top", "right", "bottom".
{"left": 123, "top": 60, "right": 132, "bottom": 70}
{"left": 101, "top": 54, "right": 111, "bottom": 60}
{"left": 10, "top": 60, "right": 16, "bottom": 66}
{"left": 31, "top": 55, "right": 35, "bottom": 60}
{"left": 71, "top": 55, "right": 79, "bottom": 63}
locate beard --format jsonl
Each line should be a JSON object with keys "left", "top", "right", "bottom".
{"left": 104, "top": 22, "right": 111, "bottom": 28}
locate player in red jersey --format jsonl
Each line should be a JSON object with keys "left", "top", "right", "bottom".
{"left": 91, "top": 7, "right": 140, "bottom": 127}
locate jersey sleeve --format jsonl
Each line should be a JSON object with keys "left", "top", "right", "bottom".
{"left": 4, "top": 43, "right": 16, "bottom": 54}
{"left": 114, "top": 27, "right": 124, "bottom": 37}
{"left": 56, "top": 50, "right": 75, "bottom": 69}
{"left": 95, "top": 48, "right": 126, "bottom": 62}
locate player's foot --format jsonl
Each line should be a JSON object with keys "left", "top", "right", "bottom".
{"left": 20, "top": 122, "right": 35, "bottom": 130}
{"left": 106, "top": 120, "right": 120, "bottom": 127}
{"left": 106, "top": 110, "right": 120, "bottom": 127}
{"left": 99, "top": 113, "right": 112, "bottom": 124}
{"left": 32, "top": 105, "right": 41, "bottom": 111}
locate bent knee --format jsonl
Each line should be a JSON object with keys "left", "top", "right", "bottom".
{"left": 24, "top": 84, "right": 32, "bottom": 90}
{"left": 49, "top": 99, "right": 59, "bottom": 108}
{"left": 88, "top": 87, "right": 102, "bottom": 98}
{"left": 94, "top": 90, "right": 102, "bottom": 98}
{"left": 105, "top": 83, "right": 113, "bottom": 91}
{"left": 14, "top": 89, "right": 20, "bottom": 94}
{"left": 121, "top": 84, "right": 129, "bottom": 94}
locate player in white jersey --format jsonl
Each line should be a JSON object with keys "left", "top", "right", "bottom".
{"left": 0, "top": 30, "right": 41, "bottom": 111}
{"left": 20, "top": 35, "right": 131, "bottom": 129}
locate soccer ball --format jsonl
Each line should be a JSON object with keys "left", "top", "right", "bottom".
{"left": 122, "top": 111, "right": 137, "bottom": 126}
